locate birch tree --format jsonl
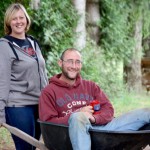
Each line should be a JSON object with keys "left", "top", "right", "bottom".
{"left": 86, "top": 0, "right": 100, "bottom": 44}
{"left": 30, "top": 0, "right": 40, "bottom": 10}
{"left": 72, "top": 0, "right": 86, "bottom": 49}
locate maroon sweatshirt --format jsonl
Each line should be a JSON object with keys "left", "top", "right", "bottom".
{"left": 39, "top": 74, "right": 114, "bottom": 125}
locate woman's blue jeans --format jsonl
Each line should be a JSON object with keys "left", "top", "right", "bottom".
{"left": 68, "top": 108, "right": 150, "bottom": 150}
{"left": 5, "top": 105, "right": 41, "bottom": 150}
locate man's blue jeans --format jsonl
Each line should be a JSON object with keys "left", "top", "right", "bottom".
{"left": 5, "top": 105, "right": 41, "bottom": 150}
{"left": 68, "top": 108, "right": 150, "bottom": 150}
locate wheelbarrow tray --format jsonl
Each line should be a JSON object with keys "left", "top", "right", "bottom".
{"left": 39, "top": 121, "right": 150, "bottom": 150}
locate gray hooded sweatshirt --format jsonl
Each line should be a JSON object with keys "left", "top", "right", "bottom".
{"left": 0, "top": 36, "right": 48, "bottom": 123}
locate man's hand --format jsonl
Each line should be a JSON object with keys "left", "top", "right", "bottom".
{"left": 80, "top": 106, "right": 95, "bottom": 123}
{"left": 80, "top": 105, "right": 94, "bottom": 114}
{"left": 83, "top": 112, "right": 96, "bottom": 123}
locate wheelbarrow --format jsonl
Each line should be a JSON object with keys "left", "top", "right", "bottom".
{"left": 39, "top": 121, "right": 150, "bottom": 150}
{"left": 2, "top": 121, "right": 150, "bottom": 150}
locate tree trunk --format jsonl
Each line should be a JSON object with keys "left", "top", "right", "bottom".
{"left": 86, "top": 0, "right": 100, "bottom": 44}
{"left": 72, "top": 0, "right": 86, "bottom": 49}
{"left": 30, "top": 0, "right": 40, "bottom": 10}
{"left": 125, "top": 18, "right": 143, "bottom": 92}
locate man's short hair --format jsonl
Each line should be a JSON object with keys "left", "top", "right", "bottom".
{"left": 60, "top": 48, "right": 81, "bottom": 60}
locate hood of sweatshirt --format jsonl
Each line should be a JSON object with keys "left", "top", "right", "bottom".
{"left": 49, "top": 73, "right": 81, "bottom": 88}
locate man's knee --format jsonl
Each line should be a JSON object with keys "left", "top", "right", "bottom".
{"left": 137, "top": 108, "right": 150, "bottom": 114}
{"left": 68, "top": 112, "right": 89, "bottom": 125}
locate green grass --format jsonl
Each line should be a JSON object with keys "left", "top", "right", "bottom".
{"left": 112, "top": 92, "right": 150, "bottom": 116}
{"left": 0, "top": 127, "right": 15, "bottom": 150}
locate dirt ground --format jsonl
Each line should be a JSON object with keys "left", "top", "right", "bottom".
{"left": 1, "top": 141, "right": 150, "bottom": 150}
{"left": 0, "top": 137, "right": 15, "bottom": 150}
{"left": 0, "top": 140, "right": 41, "bottom": 150}
{"left": 0, "top": 133, "right": 42, "bottom": 150}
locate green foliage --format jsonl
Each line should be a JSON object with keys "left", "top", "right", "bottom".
{"left": 99, "top": 0, "right": 150, "bottom": 62}
{"left": 82, "top": 0, "right": 132, "bottom": 97}
{"left": 127, "top": 0, "right": 150, "bottom": 40}
{"left": 0, "top": 0, "right": 12, "bottom": 36}
{"left": 81, "top": 40, "right": 102, "bottom": 82}
{"left": 0, "top": 0, "right": 150, "bottom": 98}
{"left": 28, "top": 0, "right": 78, "bottom": 77}
{"left": 80, "top": 38, "right": 124, "bottom": 98}
{"left": 93, "top": 0, "right": 150, "bottom": 96}
{"left": 99, "top": 0, "right": 134, "bottom": 62}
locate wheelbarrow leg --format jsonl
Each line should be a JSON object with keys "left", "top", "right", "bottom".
{"left": 2, "top": 123, "right": 48, "bottom": 150}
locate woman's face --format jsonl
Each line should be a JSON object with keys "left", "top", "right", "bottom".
{"left": 10, "top": 9, "right": 27, "bottom": 38}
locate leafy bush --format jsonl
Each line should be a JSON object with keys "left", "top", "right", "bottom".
{"left": 1, "top": 0, "right": 150, "bottom": 98}
{"left": 28, "top": 0, "right": 78, "bottom": 77}
{"left": 28, "top": 0, "right": 126, "bottom": 98}
{"left": 81, "top": 39, "right": 124, "bottom": 98}
{"left": 99, "top": 0, "right": 134, "bottom": 62}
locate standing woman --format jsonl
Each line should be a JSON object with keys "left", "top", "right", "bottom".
{"left": 0, "top": 3, "right": 48, "bottom": 150}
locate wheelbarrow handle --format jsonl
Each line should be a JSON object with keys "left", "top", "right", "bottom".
{"left": 2, "top": 123, "right": 48, "bottom": 150}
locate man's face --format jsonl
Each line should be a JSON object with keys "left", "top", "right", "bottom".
{"left": 59, "top": 50, "right": 82, "bottom": 81}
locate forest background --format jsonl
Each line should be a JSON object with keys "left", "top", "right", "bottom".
{"left": 0, "top": 0, "right": 150, "bottom": 98}
{"left": 0, "top": 0, "right": 150, "bottom": 149}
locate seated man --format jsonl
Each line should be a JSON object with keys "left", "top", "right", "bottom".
{"left": 39, "top": 48, "right": 150, "bottom": 150}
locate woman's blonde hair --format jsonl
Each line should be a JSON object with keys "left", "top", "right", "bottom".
{"left": 4, "top": 3, "right": 31, "bottom": 35}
